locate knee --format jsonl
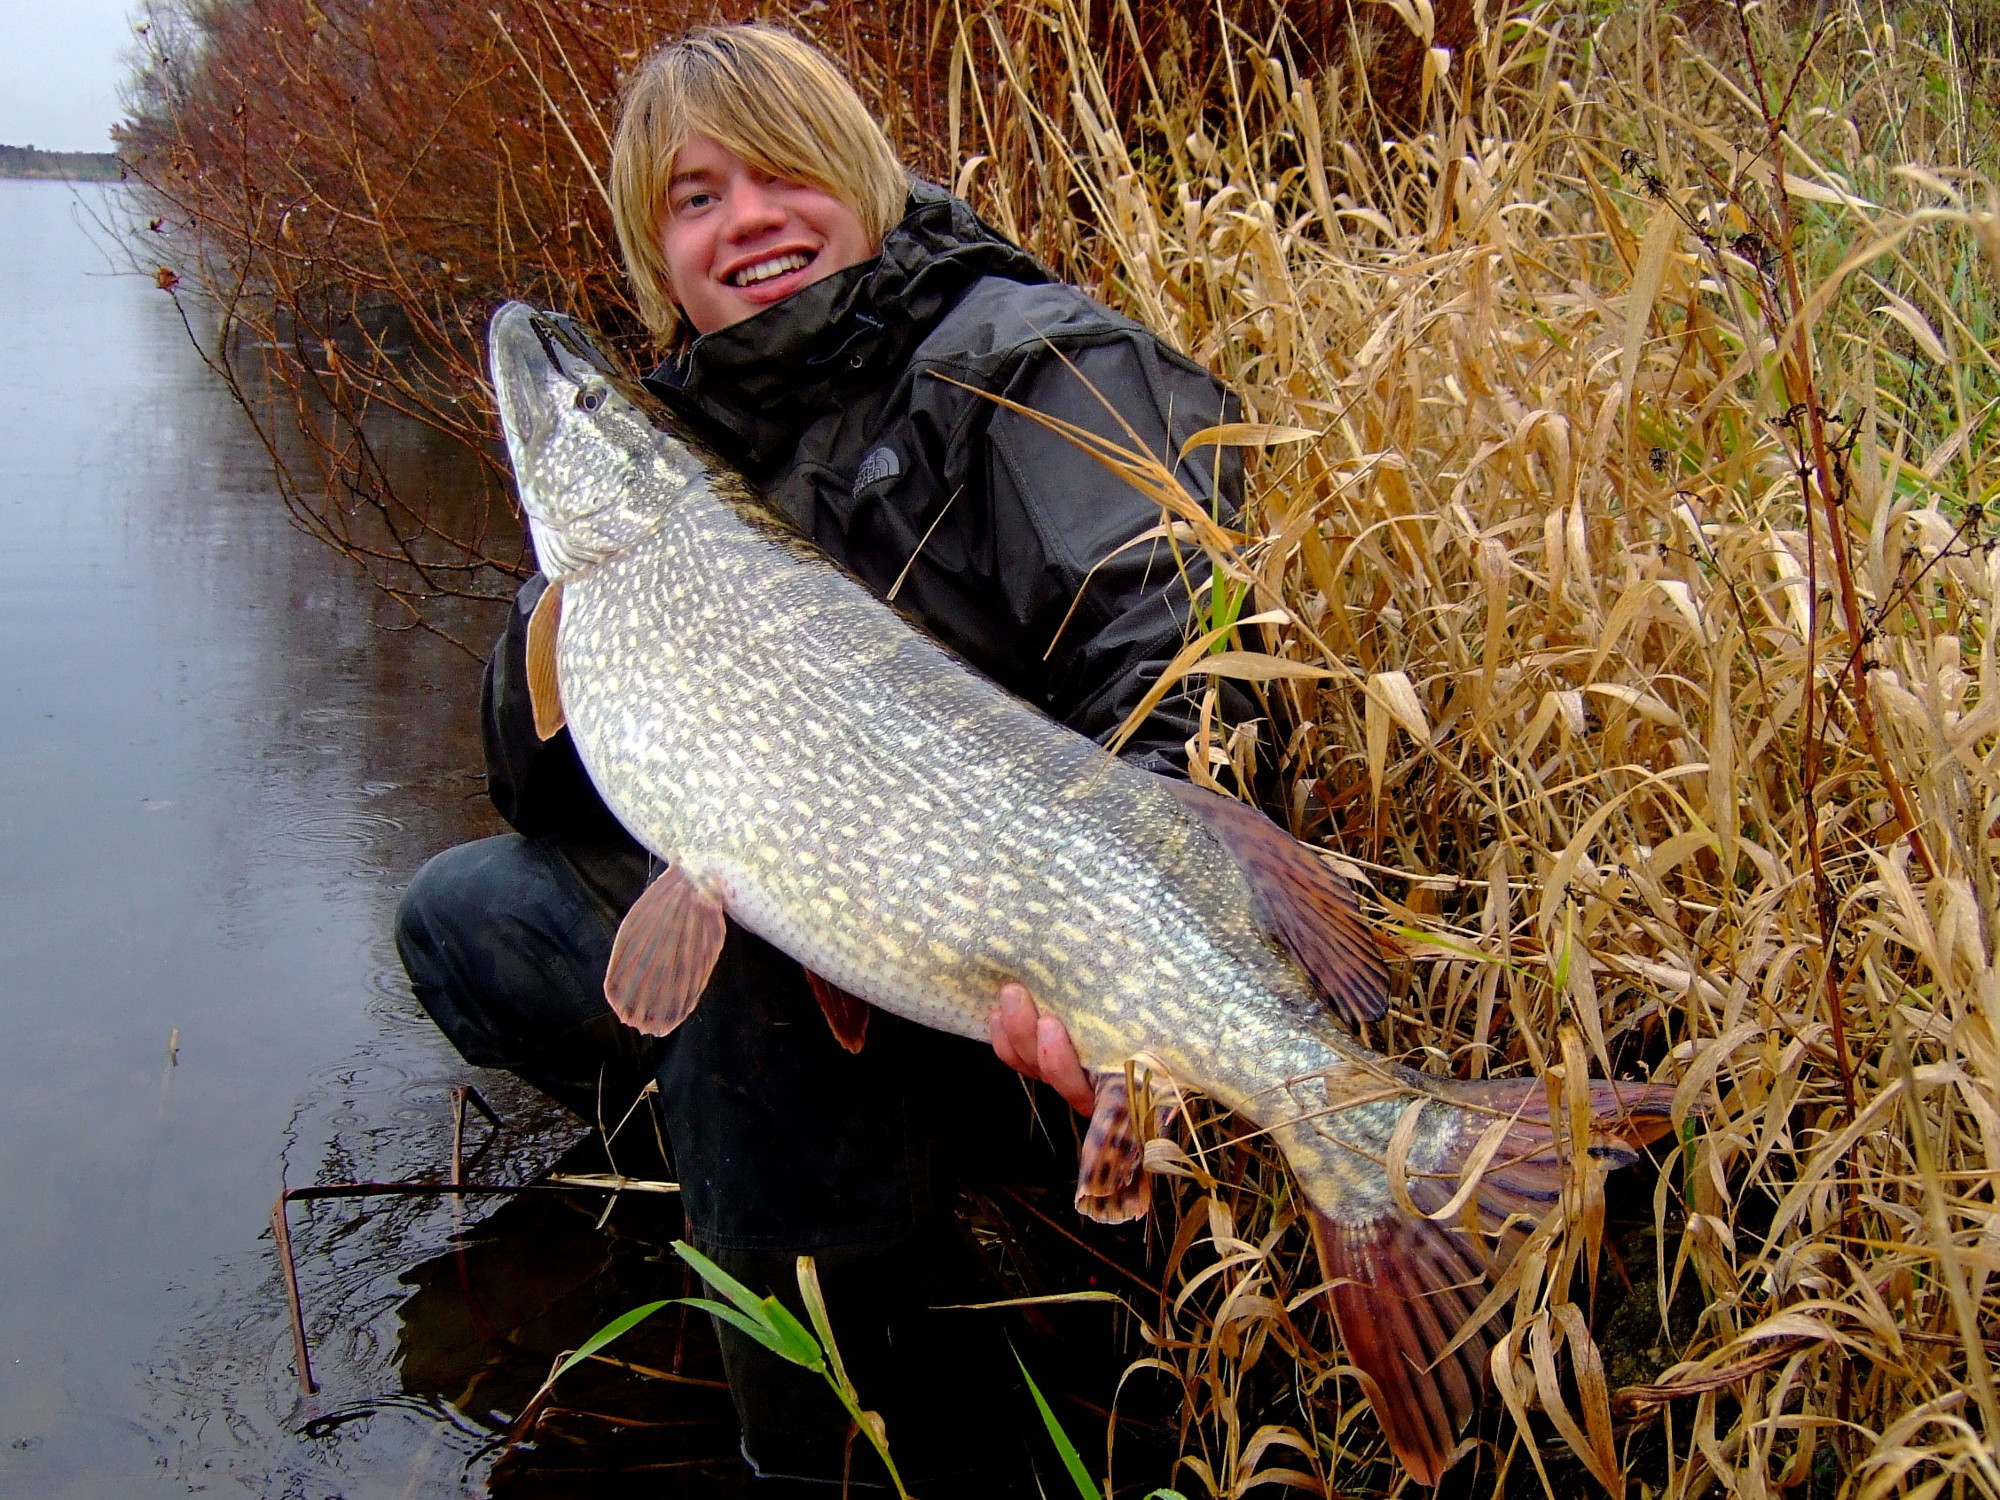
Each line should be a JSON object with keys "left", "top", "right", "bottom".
{"left": 397, "top": 836, "right": 522, "bottom": 953}
{"left": 395, "top": 830, "right": 618, "bottom": 1022}
{"left": 394, "top": 835, "right": 645, "bottom": 1100}
{"left": 395, "top": 834, "right": 569, "bottom": 1000}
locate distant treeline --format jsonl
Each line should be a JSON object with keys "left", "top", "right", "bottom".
{"left": 0, "top": 145, "right": 122, "bottom": 180}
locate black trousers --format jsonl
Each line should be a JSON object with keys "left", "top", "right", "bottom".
{"left": 396, "top": 834, "right": 1050, "bottom": 1491}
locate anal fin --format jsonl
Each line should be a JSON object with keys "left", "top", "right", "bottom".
{"left": 605, "top": 866, "right": 726, "bottom": 1037}
{"left": 805, "top": 970, "right": 870, "bottom": 1054}
{"left": 526, "top": 579, "right": 565, "bottom": 741}
{"left": 1314, "top": 1210, "right": 1490, "bottom": 1486}
{"left": 1076, "top": 1072, "right": 1150, "bottom": 1224}
{"left": 1310, "top": 1073, "right": 1678, "bottom": 1483}
{"left": 1154, "top": 775, "right": 1388, "bottom": 1029}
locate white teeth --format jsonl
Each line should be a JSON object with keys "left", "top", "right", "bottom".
{"left": 731, "top": 252, "right": 810, "bottom": 287}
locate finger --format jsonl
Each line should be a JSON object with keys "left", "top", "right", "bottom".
{"left": 988, "top": 1004, "right": 1026, "bottom": 1073}
{"left": 1036, "top": 1013, "right": 1094, "bottom": 1115}
{"left": 997, "top": 981, "right": 1040, "bottom": 1071}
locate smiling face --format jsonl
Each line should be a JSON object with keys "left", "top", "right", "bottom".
{"left": 659, "top": 134, "right": 876, "bottom": 337}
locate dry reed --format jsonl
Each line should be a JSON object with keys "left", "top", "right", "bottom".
{"left": 122, "top": 0, "right": 2000, "bottom": 1492}
{"left": 999, "top": 0, "right": 2000, "bottom": 1493}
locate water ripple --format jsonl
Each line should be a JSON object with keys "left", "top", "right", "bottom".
{"left": 263, "top": 810, "right": 406, "bottom": 853}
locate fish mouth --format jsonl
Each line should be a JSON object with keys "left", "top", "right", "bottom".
{"left": 491, "top": 301, "right": 560, "bottom": 468}
{"left": 490, "top": 301, "right": 624, "bottom": 466}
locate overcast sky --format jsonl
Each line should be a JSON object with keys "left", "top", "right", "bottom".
{"left": 1, "top": 0, "right": 142, "bottom": 152}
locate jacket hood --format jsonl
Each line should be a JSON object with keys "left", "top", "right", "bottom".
{"left": 641, "top": 181, "right": 1050, "bottom": 468}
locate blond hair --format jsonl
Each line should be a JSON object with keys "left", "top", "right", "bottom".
{"left": 610, "top": 24, "right": 908, "bottom": 344}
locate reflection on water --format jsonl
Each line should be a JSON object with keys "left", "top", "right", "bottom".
{"left": 0, "top": 180, "right": 744, "bottom": 1497}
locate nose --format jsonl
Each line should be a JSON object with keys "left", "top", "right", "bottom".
{"left": 721, "top": 175, "right": 787, "bottom": 243}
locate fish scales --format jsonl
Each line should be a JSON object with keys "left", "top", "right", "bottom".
{"left": 489, "top": 303, "right": 1680, "bottom": 1483}
{"left": 563, "top": 481, "right": 1310, "bottom": 1071}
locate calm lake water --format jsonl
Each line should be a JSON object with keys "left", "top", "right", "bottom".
{"left": 0, "top": 178, "right": 1147, "bottom": 1500}
{"left": 0, "top": 179, "right": 737, "bottom": 1497}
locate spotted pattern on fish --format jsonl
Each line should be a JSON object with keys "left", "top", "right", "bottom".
{"left": 488, "top": 302, "right": 1680, "bottom": 1485}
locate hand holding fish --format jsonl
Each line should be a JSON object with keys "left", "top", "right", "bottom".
{"left": 987, "top": 982, "right": 1092, "bottom": 1113}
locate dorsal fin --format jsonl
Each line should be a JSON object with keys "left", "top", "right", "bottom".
{"left": 1153, "top": 775, "right": 1389, "bottom": 1028}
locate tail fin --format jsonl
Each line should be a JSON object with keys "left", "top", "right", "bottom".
{"left": 1310, "top": 1077, "right": 1676, "bottom": 1484}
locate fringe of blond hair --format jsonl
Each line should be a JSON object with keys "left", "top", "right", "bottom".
{"left": 610, "top": 23, "right": 908, "bottom": 345}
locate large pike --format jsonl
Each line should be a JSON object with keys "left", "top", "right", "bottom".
{"left": 489, "top": 301, "right": 1674, "bottom": 1483}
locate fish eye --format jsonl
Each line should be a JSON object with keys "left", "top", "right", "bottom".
{"left": 575, "top": 385, "right": 605, "bottom": 412}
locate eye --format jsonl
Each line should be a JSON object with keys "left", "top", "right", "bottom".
{"left": 575, "top": 386, "right": 605, "bottom": 412}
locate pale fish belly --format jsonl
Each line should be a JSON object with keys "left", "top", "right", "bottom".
{"left": 555, "top": 489, "right": 1328, "bottom": 1080}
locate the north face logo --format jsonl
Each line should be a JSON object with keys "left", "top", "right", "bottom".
{"left": 853, "top": 445, "right": 902, "bottom": 491}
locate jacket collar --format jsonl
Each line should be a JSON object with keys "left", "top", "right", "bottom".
{"left": 642, "top": 181, "right": 1049, "bottom": 470}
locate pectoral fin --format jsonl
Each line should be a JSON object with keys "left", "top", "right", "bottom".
{"left": 526, "top": 579, "right": 565, "bottom": 741}
{"left": 805, "top": 970, "right": 870, "bottom": 1054}
{"left": 1075, "top": 1072, "right": 1150, "bottom": 1224}
{"left": 604, "top": 866, "right": 726, "bottom": 1037}
{"left": 1155, "top": 775, "right": 1388, "bottom": 1029}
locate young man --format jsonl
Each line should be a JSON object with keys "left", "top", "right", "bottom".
{"left": 397, "top": 23, "right": 1250, "bottom": 1493}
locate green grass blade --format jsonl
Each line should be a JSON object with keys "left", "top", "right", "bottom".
{"left": 550, "top": 1299, "right": 671, "bottom": 1382}
{"left": 757, "top": 1295, "right": 828, "bottom": 1372}
{"left": 794, "top": 1256, "right": 854, "bottom": 1393}
{"left": 673, "top": 1241, "right": 823, "bottom": 1368}
{"left": 1014, "top": 1352, "right": 1102, "bottom": 1500}
{"left": 675, "top": 1296, "right": 792, "bottom": 1358}
{"left": 1204, "top": 575, "right": 1247, "bottom": 652}
{"left": 671, "top": 1239, "right": 768, "bottom": 1320}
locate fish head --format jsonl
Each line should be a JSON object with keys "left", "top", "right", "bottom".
{"left": 489, "top": 300, "right": 708, "bottom": 580}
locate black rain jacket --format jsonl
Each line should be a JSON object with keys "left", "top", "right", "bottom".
{"left": 484, "top": 182, "right": 1248, "bottom": 849}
